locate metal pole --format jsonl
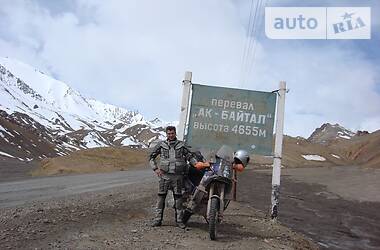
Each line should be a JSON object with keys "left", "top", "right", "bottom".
{"left": 177, "top": 71, "right": 192, "bottom": 141}
{"left": 232, "top": 169, "right": 237, "bottom": 201}
{"left": 270, "top": 81, "right": 286, "bottom": 220}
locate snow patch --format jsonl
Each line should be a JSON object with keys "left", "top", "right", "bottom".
{"left": 114, "top": 132, "right": 126, "bottom": 141}
{"left": 302, "top": 154, "right": 326, "bottom": 161}
{"left": 338, "top": 134, "right": 351, "bottom": 139}
{"left": 337, "top": 131, "right": 354, "bottom": 140}
{"left": 331, "top": 154, "right": 341, "bottom": 159}
{"left": 0, "top": 151, "right": 16, "bottom": 158}
{"left": 120, "top": 137, "right": 139, "bottom": 146}
{"left": 0, "top": 124, "right": 7, "bottom": 132}
{"left": 62, "top": 142, "right": 80, "bottom": 151}
{"left": 83, "top": 132, "right": 108, "bottom": 148}
{"left": 0, "top": 125, "right": 12, "bottom": 137}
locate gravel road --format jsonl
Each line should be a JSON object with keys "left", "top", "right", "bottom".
{"left": 0, "top": 169, "right": 154, "bottom": 208}
{"left": 239, "top": 167, "right": 380, "bottom": 250}
{"left": 0, "top": 169, "right": 316, "bottom": 250}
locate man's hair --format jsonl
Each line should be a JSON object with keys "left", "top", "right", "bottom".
{"left": 165, "top": 126, "right": 176, "bottom": 133}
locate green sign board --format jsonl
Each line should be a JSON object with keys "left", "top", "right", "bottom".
{"left": 186, "top": 84, "right": 277, "bottom": 155}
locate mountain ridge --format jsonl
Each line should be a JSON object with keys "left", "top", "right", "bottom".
{"left": 1, "top": 57, "right": 379, "bottom": 170}
{"left": 0, "top": 57, "right": 169, "bottom": 161}
{"left": 308, "top": 122, "right": 361, "bottom": 145}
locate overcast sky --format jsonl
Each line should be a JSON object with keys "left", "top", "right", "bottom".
{"left": 0, "top": 0, "right": 379, "bottom": 137}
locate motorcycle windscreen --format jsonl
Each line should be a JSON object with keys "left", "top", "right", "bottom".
{"left": 215, "top": 145, "right": 234, "bottom": 162}
{"left": 214, "top": 145, "right": 234, "bottom": 180}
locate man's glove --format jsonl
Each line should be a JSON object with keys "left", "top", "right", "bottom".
{"left": 194, "top": 162, "right": 210, "bottom": 170}
{"left": 154, "top": 168, "right": 163, "bottom": 177}
{"left": 233, "top": 163, "right": 245, "bottom": 172}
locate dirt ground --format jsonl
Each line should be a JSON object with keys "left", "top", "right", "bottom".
{"left": 2, "top": 162, "right": 379, "bottom": 249}
{"left": 238, "top": 167, "right": 380, "bottom": 250}
{"left": 32, "top": 147, "right": 148, "bottom": 176}
{"left": 0, "top": 179, "right": 316, "bottom": 250}
{"left": 278, "top": 166, "right": 380, "bottom": 202}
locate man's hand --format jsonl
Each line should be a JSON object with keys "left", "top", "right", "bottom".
{"left": 154, "top": 168, "right": 163, "bottom": 177}
{"left": 233, "top": 163, "right": 244, "bottom": 172}
{"left": 195, "top": 162, "right": 210, "bottom": 170}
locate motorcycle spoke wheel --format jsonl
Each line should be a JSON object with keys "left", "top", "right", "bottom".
{"left": 209, "top": 197, "right": 219, "bottom": 240}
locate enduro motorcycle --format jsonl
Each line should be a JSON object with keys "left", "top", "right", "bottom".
{"left": 182, "top": 145, "right": 237, "bottom": 240}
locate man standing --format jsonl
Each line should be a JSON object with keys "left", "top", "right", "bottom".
{"left": 149, "top": 126, "right": 197, "bottom": 228}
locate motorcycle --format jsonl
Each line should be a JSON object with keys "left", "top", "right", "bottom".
{"left": 182, "top": 145, "right": 241, "bottom": 240}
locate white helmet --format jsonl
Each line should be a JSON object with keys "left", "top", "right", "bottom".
{"left": 234, "top": 149, "right": 250, "bottom": 167}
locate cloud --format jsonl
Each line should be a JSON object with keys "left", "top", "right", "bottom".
{"left": 246, "top": 41, "right": 380, "bottom": 136}
{"left": 0, "top": 0, "right": 379, "bottom": 138}
{"left": 0, "top": 0, "right": 246, "bottom": 116}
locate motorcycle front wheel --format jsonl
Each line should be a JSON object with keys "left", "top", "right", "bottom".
{"left": 209, "top": 197, "right": 219, "bottom": 240}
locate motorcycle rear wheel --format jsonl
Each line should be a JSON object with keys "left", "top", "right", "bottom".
{"left": 209, "top": 197, "right": 219, "bottom": 240}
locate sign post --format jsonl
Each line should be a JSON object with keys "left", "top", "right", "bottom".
{"left": 270, "top": 81, "right": 287, "bottom": 220}
{"left": 177, "top": 73, "right": 286, "bottom": 216}
{"left": 186, "top": 84, "right": 277, "bottom": 155}
{"left": 232, "top": 170, "right": 237, "bottom": 201}
{"left": 177, "top": 71, "right": 192, "bottom": 141}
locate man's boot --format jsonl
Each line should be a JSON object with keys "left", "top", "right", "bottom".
{"left": 175, "top": 209, "right": 186, "bottom": 229}
{"left": 182, "top": 209, "right": 192, "bottom": 224}
{"left": 151, "top": 208, "right": 163, "bottom": 227}
{"left": 174, "top": 195, "right": 186, "bottom": 229}
{"left": 151, "top": 194, "right": 166, "bottom": 227}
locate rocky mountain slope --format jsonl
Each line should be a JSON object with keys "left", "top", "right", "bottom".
{"left": 304, "top": 123, "right": 379, "bottom": 168}
{"left": 1, "top": 58, "right": 379, "bottom": 170}
{"left": 307, "top": 123, "right": 357, "bottom": 144}
{"left": 329, "top": 129, "right": 380, "bottom": 168}
{"left": 32, "top": 124, "right": 380, "bottom": 176}
{"left": 253, "top": 124, "right": 380, "bottom": 169}
{"left": 0, "top": 57, "right": 170, "bottom": 162}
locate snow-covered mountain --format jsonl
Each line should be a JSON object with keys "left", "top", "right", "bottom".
{"left": 0, "top": 57, "right": 170, "bottom": 161}
{"left": 307, "top": 123, "right": 357, "bottom": 144}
